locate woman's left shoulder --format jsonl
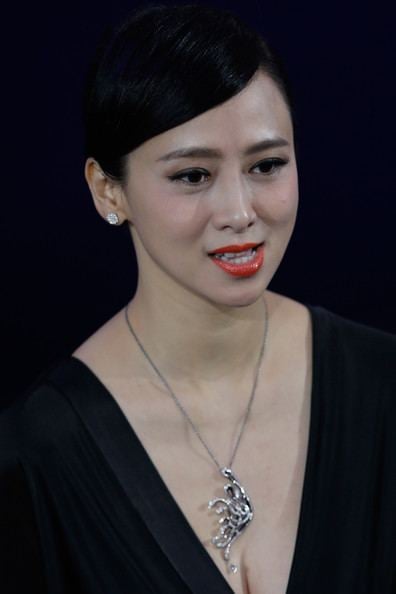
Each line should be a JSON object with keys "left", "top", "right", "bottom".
{"left": 307, "top": 302, "right": 396, "bottom": 363}
{"left": 268, "top": 291, "right": 396, "bottom": 391}
{"left": 305, "top": 303, "right": 396, "bottom": 426}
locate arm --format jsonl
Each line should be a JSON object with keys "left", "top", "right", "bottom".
{"left": 0, "top": 413, "right": 46, "bottom": 594}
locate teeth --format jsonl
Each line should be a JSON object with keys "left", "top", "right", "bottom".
{"left": 215, "top": 248, "right": 253, "bottom": 259}
{"left": 215, "top": 248, "right": 256, "bottom": 264}
{"left": 225, "top": 248, "right": 253, "bottom": 258}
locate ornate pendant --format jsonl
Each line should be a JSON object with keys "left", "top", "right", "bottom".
{"left": 208, "top": 467, "right": 254, "bottom": 574}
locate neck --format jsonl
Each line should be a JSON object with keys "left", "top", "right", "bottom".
{"left": 127, "top": 280, "right": 268, "bottom": 388}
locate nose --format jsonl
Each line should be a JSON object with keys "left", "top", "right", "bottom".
{"left": 211, "top": 174, "right": 257, "bottom": 232}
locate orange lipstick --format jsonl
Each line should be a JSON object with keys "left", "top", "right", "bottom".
{"left": 209, "top": 243, "right": 264, "bottom": 277}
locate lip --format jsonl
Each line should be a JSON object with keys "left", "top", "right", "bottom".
{"left": 208, "top": 242, "right": 262, "bottom": 255}
{"left": 210, "top": 243, "right": 265, "bottom": 278}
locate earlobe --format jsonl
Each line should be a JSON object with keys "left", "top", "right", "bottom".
{"left": 84, "top": 158, "right": 128, "bottom": 225}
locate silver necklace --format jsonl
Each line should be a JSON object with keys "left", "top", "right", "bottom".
{"left": 124, "top": 298, "right": 269, "bottom": 574}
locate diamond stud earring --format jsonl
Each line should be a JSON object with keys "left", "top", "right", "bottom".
{"left": 106, "top": 212, "right": 120, "bottom": 225}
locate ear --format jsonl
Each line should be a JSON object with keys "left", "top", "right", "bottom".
{"left": 84, "top": 158, "right": 131, "bottom": 225}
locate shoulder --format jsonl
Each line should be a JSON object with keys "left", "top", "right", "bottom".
{"left": 308, "top": 305, "right": 396, "bottom": 373}
{"left": 268, "top": 291, "right": 396, "bottom": 359}
{"left": 0, "top": 378, "right": 66, "bottom": 506}
{"left": 268, "top": 291, "right": 396, "bottom": 403}
{"left": 0, "top": 358, "right": 98, "bottom": 463}
{"left": 306, "top": 305, "right": 396, "bottom": 432}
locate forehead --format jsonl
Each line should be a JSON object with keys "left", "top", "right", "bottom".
{"left": 135, "top": 72, "right": 293, "bottom": 159}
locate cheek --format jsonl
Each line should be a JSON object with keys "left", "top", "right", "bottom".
{"left": 131, "top": 186, "right": 208, "bottom": 247}
{"left": 256, "top": 174, "right": 299, "bottom": 227}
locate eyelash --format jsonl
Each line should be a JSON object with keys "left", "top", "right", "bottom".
{"left": 168, "top": 158, "right": 289, "bottom": 186}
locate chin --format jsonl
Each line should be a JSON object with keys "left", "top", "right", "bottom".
{"left": 203, "top": 282, "right": 268, "bottom": 309}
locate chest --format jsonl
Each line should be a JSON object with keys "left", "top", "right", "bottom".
{"left": 114, "top": 379, "right": 311, "bottom": 594}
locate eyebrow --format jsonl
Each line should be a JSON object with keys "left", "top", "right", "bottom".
{"left": 156, "top": 137, "right": 290, "bottom": 162}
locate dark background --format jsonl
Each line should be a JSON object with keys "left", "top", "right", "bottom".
{"left": 2, "top": 0, "right": 395, "bottom": 408}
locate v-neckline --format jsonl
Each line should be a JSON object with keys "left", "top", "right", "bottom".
{"left": 49, "top": 304, "right": 324, "bottom": 594}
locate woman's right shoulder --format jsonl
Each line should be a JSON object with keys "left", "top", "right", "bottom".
{"left": 0, "top": 358, "right": 89, "bottom": 463}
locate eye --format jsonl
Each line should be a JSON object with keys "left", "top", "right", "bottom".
{"left": 168, "top": 168, "right": 210, "bottom": 185}
{"left": 250, "top": 158, "right": 289, "bottom": 175}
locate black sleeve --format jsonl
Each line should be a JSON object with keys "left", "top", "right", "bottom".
{"left": 0, "top": 412, "right": 46, "bottom": 594}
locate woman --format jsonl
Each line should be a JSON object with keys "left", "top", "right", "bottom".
{"left": 1, "top": 4, "right": 395, "bottom": 594}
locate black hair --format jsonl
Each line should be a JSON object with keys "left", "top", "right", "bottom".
{"left": 83, "top": 3, "right": 293, "bottom": 183}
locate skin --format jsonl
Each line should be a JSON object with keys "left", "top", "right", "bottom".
{"left": 80, "top": 70, "right": 312, "bottom": 594}
{"left": 85, "top": 70, "right": 299, "bottom": 386}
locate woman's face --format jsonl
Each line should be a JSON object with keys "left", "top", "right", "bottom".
{"left": 120, "top": 71, "right": 298, "bottom": 308}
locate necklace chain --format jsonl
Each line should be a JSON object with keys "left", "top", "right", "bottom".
{"left": 124, "top": 298, "right": 269, "bottom": 473}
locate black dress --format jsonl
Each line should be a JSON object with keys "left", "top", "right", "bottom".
{"left": 1, "top": 306, "right": 395, "bottom": 594}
